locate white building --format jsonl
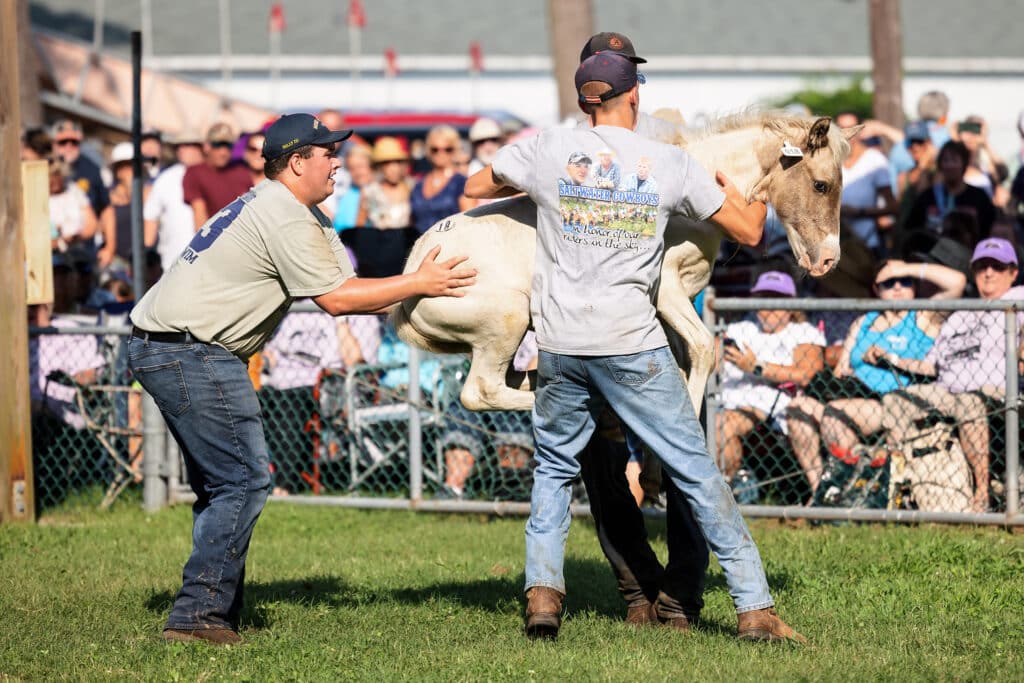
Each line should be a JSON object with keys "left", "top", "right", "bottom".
{"left": 29, "top": 0, "right": 1024, "bottom": 161}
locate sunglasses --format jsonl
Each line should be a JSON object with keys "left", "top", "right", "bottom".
{"left": 245, "top": 145, "right": 262, "bottom": 152}
{"left": 429, "top": 146, "right": 455, "bottom": 154}
{"left": 876, "top": 276, "right": 915, "bottom": 290}
{"left": 209, "top": 141, "right": 234, "bottom": 149}
{"left": 55, "top": 139, "right": 81, "bottom": 147}
{"left": 971, "top": 260, "right": 1012, "bottom": 273}
{"left": 474, "top": 137, "right": 502, "bottom": 145}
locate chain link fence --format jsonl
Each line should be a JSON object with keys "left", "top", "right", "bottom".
{"left": 28, "top": 299, "right": 1022, "bottom": 525}
{"left": 707, "top": 296, "right": 1022, "bottom": 525}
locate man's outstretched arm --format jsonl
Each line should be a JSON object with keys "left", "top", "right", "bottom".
{"left": 465, "top": 166, "right": 522, "bottom": 199}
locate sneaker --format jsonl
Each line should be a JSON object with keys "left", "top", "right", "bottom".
{"left": 524, "top": 586, "right": 563, "bottom": 640}
{"left": 731, "top": 468, "right": 761, "bottom": 505}
{"left": 162, "top": 628, "right": 241, "bottom": 645}
{"left": 737, "top": 608, "right": 807, "bottom": 644}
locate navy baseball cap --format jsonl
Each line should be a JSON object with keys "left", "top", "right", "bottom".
{"left": 576, "top": 52, "right": 641, "bottom": 105}
{"left": 262, "top": 113, "right": 353, "bottom": 160}
{"left": 579, "top": 32, "right": 647, "bottom": 64}
{"left": 905, "top": 120, "right": 930, "bottom": 144}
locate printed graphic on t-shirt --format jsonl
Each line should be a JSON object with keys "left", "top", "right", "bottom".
{"left": 557, "top": 151, "right": 660, "bottom": 251}
{"left": 939, "top": 328, "right": 982, "bottom": 364}
{"left": 179, "top": 189, "right": 256, "bottom": 264}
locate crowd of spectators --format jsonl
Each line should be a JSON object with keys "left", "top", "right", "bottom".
{"left": 24, "top": 91, "right": 1024, "bottom": 511}
{"left": 713, "top": 90, "right": 1024, "bottom": 514}
{"left": 23, "top": 110, "right": 532, "bottom": 501}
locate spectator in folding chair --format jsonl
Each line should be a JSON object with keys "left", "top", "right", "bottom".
{"left": 28, "top": 298, "right": 108, "bottom": 508}
{"left": 879, "top": 238, "right": 1024, "bottom": 512}
{"left": 716, "top": 271, "right": 825, "bottom": 500}
{"left": 786, "top": 259, "right": 965, "bottom": 495}
{"left": 260, "top": 308, "right": 381, "bottom": 494}
{"left": 438, "top": 332, "right": 537, "bottom": 500}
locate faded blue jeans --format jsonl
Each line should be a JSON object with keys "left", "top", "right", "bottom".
{"left": 525, "top": 347, "right": 773, "bottom": 614}
{"left": 128, "top": 336, "right": 271, "bottom": 632}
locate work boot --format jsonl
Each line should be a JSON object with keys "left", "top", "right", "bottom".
{"left": 736, "top": 608, "right": 807, "bottom": 644}
{"left": 624, "top": 600, "right": 658, "bottom": 626}
{"left": 524, "top": 587, "right": 563, "bottom": 640}
{"left": 163, "top": 628, "right": 241, "bottom": 645}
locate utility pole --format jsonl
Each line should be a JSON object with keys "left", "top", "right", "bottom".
{"left": 1, "top": 0, "right": 35, "bottom": 523}
{"left": 869, "top": 0, "right": 904, "bottom": 127}
{"left": 548, "top": 0, "right": 594, "bottom": 122}
{"left": 16, "top": 0, "right": 42, "bottom": 128}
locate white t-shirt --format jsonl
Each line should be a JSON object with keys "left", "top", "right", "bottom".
{"left": 143, "top": 163, "right": 197, "bottom": 271}
{"left": 720, "top": 319, "right": 826, "bottom": 432}
{"left": 131, "top": 179, "right": 355, "bottom": 359}
{"left": 840, "top": 148, "right": 890, "bottom": 249}
{"left": 31, "top": 316, "right": 107, "bottom": 429}
{"left": 49, "top": 183, "right": 91, "bottom": 240}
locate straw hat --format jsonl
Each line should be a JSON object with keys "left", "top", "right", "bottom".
{"left": 371, "top": 136, "right": 409, "bottom": 163}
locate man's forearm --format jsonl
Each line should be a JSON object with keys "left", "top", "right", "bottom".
{"left": 465, "top": 166, "right": 513, "bottom": 199}
{"left": 315, "top": 274, "right": 425, "bottom": 316}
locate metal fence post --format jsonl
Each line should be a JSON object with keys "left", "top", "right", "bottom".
{"left": 702, "top": 287, "right": 720, "bottom": 469}
{"left": 1005, "top": 308, "right": 1020, "bottom": 519}
{"left": 408, "top": 346, "right": 423, "bottom": 504}
{"left": 141, "top": 392, "right": 166, "bottom": 512}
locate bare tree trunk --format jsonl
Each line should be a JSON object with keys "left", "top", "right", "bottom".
{"left": 869, "top": 0, "right": 904, "bottom": 127}
{"left": 547, "top": 0, "right": 594, "bottom": 122}
{"left": 16, "top": 0, "right": 43, "bottom": 129}
{"left": 1, "top": 0, "right": 35, "bottom": 523}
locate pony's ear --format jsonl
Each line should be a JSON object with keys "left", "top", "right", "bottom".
{"left": 806, "top": 117, "right": 832, "bottom": 151}
{"left": 842, "top": 124, "right": 865, "bottom": 141}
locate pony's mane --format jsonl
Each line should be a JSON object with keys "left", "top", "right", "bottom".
{"left": 684, "top": 109, "right": 805, "bottom": 142}
{"left": 682, "top": 109, "right": 849, "bottom": 170}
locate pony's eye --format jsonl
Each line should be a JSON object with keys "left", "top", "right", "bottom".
{"left": 813, "top": 180, "right": 829, "bottom": 194}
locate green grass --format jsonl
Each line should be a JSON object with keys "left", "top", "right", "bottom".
{"left": 1, "top": 502, "right": 1022, "bottom": 682}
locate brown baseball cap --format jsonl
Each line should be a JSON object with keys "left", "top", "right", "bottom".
{"left": 579, "top": 32, "right": 647, "bottom": 64}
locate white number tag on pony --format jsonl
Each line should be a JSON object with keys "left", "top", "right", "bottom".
{"left": 781, "top": 141, "right": 804, "bottom": 158}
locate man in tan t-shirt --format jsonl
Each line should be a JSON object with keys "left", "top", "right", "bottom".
{"left": 129, "top": 113, "right": 476, "bottom": 645}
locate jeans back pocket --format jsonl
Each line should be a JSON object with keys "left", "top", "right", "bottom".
{"left": 131, "top": 359, "right": 191, "bottom": 416}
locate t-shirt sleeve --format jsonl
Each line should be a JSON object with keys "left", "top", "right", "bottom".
{"left": 142, "top": 179, "right": 164, "bottom": 220}
{"left": 794, "top": 322, "right": 827, "bottom": 347}
{"left": 491, "top": 135, "right": 541, "bottom": 196}
{"left": 872, "top": 165, "right": 891, "bottom": 191}
{"left": 670, "top": 150, "right": 725, "bottom": 221}
{"left": 266, "top": 219, "right": 353, "bottom": 297}
{"left": 182, "top": 167, "right": 202, "bottom": 205}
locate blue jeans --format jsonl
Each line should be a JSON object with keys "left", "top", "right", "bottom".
{"left": 525, "top": 347, "right": 773, "bottom": 614}
{"left": 128, "top": 337, "right": 271, "bottom": 631}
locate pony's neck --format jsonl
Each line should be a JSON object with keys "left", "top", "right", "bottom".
{"left": 684, "top": 127, "right": 771, "bottom": 201}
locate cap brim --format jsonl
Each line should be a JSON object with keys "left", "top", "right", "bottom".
{"left": 315, "top": 129, "right": 354, "bottom": 145}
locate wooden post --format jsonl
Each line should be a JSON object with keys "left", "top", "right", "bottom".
{"left": 869, "top": 0, "right": 905, "bottom": 128}
{"left": 0, "top": 0, "right": 35, "bottom": 522}
{"left": 547, "top": 0, "right": 594, "bottom": 122}
{"left": 23, "top": 160, "right": 52, "bottom": 306}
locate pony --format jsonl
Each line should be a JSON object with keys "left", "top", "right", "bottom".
{"left": 393, "top": 113, "right": 858, "bottom": 413}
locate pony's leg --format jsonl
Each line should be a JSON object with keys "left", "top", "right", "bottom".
{"left": 459, "top": 302, "right": 535, "bottom": 412}
{"left": 656, "top": 283, "right": 713, "bottom": 415}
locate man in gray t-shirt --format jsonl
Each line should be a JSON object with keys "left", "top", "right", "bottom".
{"left": 467, "top": 51, "right": 804, "bottom": 644}
{"left": 129, "top": 113, "right": 476, "bottom": 645}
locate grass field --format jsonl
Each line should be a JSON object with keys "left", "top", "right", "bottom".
{"left": 1, "top": 500, "right": 1022, "bottom": 682}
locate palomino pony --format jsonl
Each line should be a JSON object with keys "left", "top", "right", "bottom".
{"left": 393, "top": 113, "right": 857, "bottom": 413}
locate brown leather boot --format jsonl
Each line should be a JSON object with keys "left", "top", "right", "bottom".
{"left": 624, "top": 601, "right": 658, "bottom": 626}
{"left": 163, "top": 628, "right": 241, "bottom": 645}
{"left": 659, "top": 613, "right": 692, "bottom": 632}
{"left": 524, "top": 587, "right": 563, "bottom": 640}
{"left": 737, "top": 608, "right": 807, "bottom": 644}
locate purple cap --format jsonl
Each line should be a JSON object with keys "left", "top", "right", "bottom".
{"left": 576, "top": 52, "right": 639, "bottom": 105}
{"left": 751, "top": 270, "right": 797, "bottom": 297}
{"left": 970, "top": 237, "right": 1018, "bottom": 266}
